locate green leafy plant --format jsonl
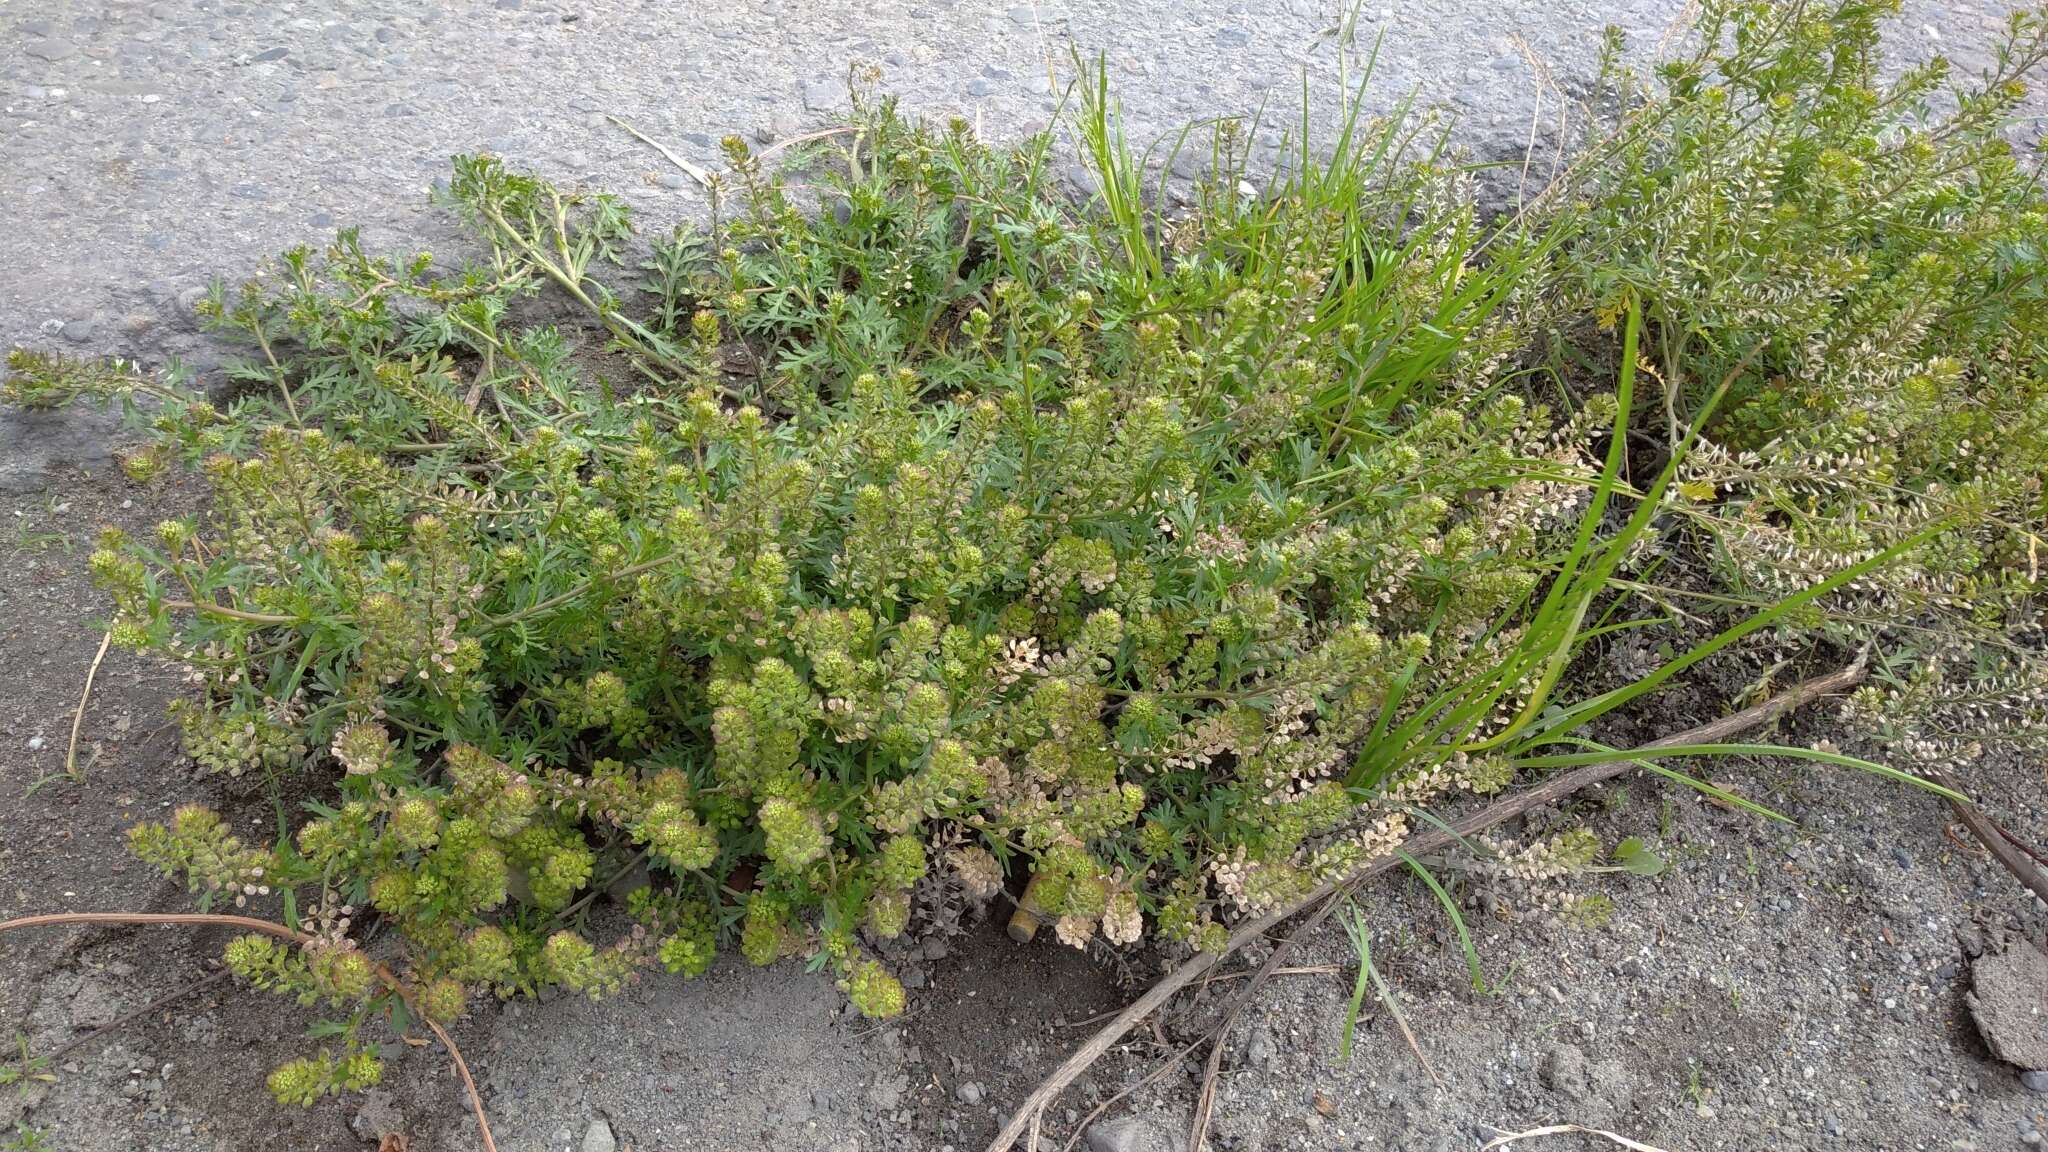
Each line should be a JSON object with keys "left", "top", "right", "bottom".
{"left": 1551, "top": 0, "right": 2048, "bottom": 772}
{"left": 0, "top": 1035, "right": 54, "bottom": 1097}
{"left": 1611, "top": 836, "right": 1667, "bottom": 877}
{"left": 10, "top": 83, "right": 1590, "bottom": 1050}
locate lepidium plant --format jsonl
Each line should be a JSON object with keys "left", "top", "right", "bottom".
{"left": 0, "top": 46, "right": 1964, "bottom": 1105}
{"left": 1548, "top": 0, "right": 2048, "bottom": 774}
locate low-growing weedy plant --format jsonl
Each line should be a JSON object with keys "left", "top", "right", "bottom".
{"left": 3, "top": 0, "right": 2038, "bottom": 1108}
{"left": 1551, "top": 0, "right": 2048, "bottom": 772}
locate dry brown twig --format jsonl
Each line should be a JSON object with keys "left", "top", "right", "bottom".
{"left": 1925, "top": 765, "right": 2048, "bottom": 905}
{"left": 1483, "top": 1122, "right": 1675, "bottom": 1151}
{"left": 0, "top": 911, "right": 497, "bottom": 1152}
{"left": 1052, "top": 965, "right": 1337, "bottom": 1031}
{"left": 986, "top": 659, "right": 1870, "bottom": 1152}
{"left": 1509, "top": 31, "right": 1568, "bottom": 210}
{"left": 610, "top": 115, "right": 859, "bottom": 197}
{"left": 608, "top": 115, "right": 713, "bottom": 189}
{"left": 755, "top": 125, "right": 861, "bottom": 163}
{"left": 1186, "top": 887, "right": 1350, "bottom": 1152}
{"left": 65, "top": 628, "right": 113, "bottom": 779}
{"left": 1058, "top": 1028, "right": 1209, "bottom": 1152}
{"left": 42, "top": 967, "right": 231, "bottom": 1065}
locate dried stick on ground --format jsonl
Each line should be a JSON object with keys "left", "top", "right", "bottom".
{"left": 986, "top": 659, "right": 1869, "bottom": 1152}
{"left": 1185, "top": 888, "right": 1351, "bottom": 1152}
{"left": 44, "top": 968, "right": 231, "bottom": 1065}
{"left": 65, "top": 628, "right": 113, "bottom": 779}
{"left": 0, "top": 912, "right": 497, "bottom": 1152}
{"left": 1925, "top": 765, "right": 2048, "bottom": 905}
{"left": 1482, "top": 1122, "right": 1675, "bottom": 1151}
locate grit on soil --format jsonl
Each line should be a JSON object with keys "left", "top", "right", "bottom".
{"left": 4, "top": 2, "right": 2048, "bottom": 1151}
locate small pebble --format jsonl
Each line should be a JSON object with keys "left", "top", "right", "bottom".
{"left": 27, "top": 39, "right": 80, "bottom": 62}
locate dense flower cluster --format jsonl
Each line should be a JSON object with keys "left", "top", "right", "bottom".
{"left": 219, "top": 932, "right": 389, "bottom": 1101}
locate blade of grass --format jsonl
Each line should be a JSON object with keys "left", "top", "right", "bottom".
{"left": 1526, "top": 735, "right": 1796, "bottom": 823}
{"left": 1515, "top": 521, "right": 1949, "bottom": 752}
{"left": 1336, "top": 903, "right": 1371, "bottom": 1061}
{"left": 1510, "top": 742, "right": 1967, "bottom": 801}
{"left": 1635, "top": 760, "right": 1794, "bottom": 823}
{"left": 1397, "top": 850, "right": 1486, "bottom": 992}
{"left": 1363, "top": 942, "right": 1439, "bottom": 1084}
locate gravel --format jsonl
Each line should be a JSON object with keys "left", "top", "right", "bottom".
{"left": 1161, "top": 757, "right": 2048, "bottom": 1152}
{"left": 1083, "top": 1114, "right": 1176, "bottom": 1152}
{"left": 348, "top": 1090, "right": 405, "bottom": 1142}
{"left": 65, "top": 979, "right": 121, "bottom": 1030}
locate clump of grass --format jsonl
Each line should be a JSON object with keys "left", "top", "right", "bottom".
{"left": 1, "top": 1128, "right": 50, "bottom": 1152}
{"left": 0, "top": 1034, "right": 55, "bottom": 1097}
{"left": 2, "top": 0, "right": 2040, "bottom": 1109}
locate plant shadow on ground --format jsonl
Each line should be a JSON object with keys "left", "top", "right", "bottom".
{"left": 901, "top": 907, "right": 1132, "bottom": 1145}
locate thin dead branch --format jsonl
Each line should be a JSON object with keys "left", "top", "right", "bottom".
{"left": 1483, "top": 1122, "right": 1675, "bottom": 1151}
{"left": 1053, "top": 966, "right": 1337, "bottom": 1030}
{"left": 65, "top": 628, "right": 113, "bottom": 779}
{"left": 1187, "top": 889, "right": 1349, "bottom": 1152}
{"left": 1925, "top": 766, "right": 2048, "bottom": 905}
{"left": 986, "top": 660, "right": 1868, "bottom": 1152}
{"left": 754, "top": 125, "right": 860, "bottom": 163}
{"left": 1364, "top": 947, "right": 1441, "bottom": 1087}
{"left": 608, "top": 115, "right": 713, "bottom": 189}
{"left": 43, "top": 968, "right": 231, "bottom": 1065}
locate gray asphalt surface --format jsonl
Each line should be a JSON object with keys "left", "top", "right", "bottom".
{"left": 3, "top": 0, "right": 2020, "bottom": 340}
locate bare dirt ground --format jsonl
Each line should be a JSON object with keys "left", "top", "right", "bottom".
{"left": 4, "top": 3, "right": 2047, "bottom": 1152}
